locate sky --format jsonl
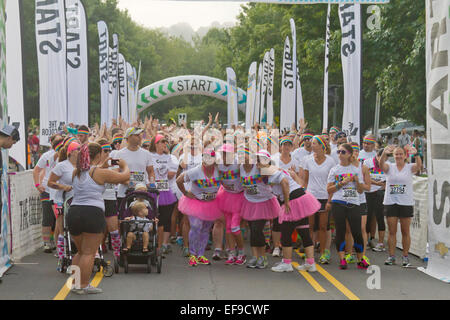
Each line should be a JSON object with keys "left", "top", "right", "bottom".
{"left": 117, "top": 0, "right": 245, "bottom": 30}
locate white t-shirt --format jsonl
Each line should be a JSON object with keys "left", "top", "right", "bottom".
{"left": 152, "top": 153, "right": 178, "bottom": 192}
{"left": 51, "top": 160, "right": 75, "bottom": 205}
{"left": 36, "top": 149, "right": 58, "bottom": 196}
{"left": 181, "top": 153, "right": 202, "bottom": 190}
{"left": 240, "top": 165, "right": 273, "bottom": 203}
{"left": 129, "top": 216, "right": 151, "bottom": 233}
{"left": 364, "top": 158, "right": 386, "bottom": 193}
{"left": 331, "top": 149, "right": 339, "bottom": 164}
{"left": 292, "top": 147, "right": 312, "bottom": 169}
{"left": 327, "top": 164, "right": 364, "bottom": 205}
{"left": 169, "top": 154, "right": 180, "bottom": 194}
{"left": 271, "top": 169, "right": 302, "bottom": 202}
{"left": 358, "top": 150, "right": 377, "bottom": 164}
{"left": 355, "top": 162, "right": 367, "bottom": 204}
{"left": 383, "top": 163, "right": 415, "bottom": 206}
{"left": 304, "top": 155, "right": 336, "bottom": 200}
{"left": 184, "top": 165, "right": 221, "bottom": 201}
{"left": 272, "top": 153, "right": 300, "bottom": 173}
{"left": 218, "top": 160, "right": 243, "bottom": 194}
{"left": 103, "top": 150, "right": 119, "bottom": 201}
{"left": 116, "top": 147, "right": 153, "bottom": 198}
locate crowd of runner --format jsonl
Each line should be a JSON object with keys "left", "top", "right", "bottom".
{"left": 32, "top": 114, "right": 423, "bottom": 294}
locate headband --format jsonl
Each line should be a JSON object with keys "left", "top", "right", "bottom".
{"left": 267, "top": 136, "right": 276, "bottom": 146}
{"left": 113, "top": 136, "right": 123, "bottom": 143}
{"left": 364, "top": 137, "right": 376, "bottom": 144}
{"left": 314, "top": 136, "right": 327, "bottom": 150}
{"left": 238, "top": 148, "right": 251, "bottom": 155}
{"left": 330, "top": 127, "right": 339, "bottom": 133}
{"left": 256, "top": 150, "right": 271, "bottom": 159}
{"left": 280, "top": 138, "right": 293, "bottom": 145}
{"left": 77, "top": 130, "right": 89, "bottom": 135}
{"left": 352, "top": 145, "right": 360, "bottom": 152}
{"left": 55, "top": 141, "right": 64, "bottom": 153}
{"left": 142, "top": 140, "right": 151, "bottom": 145}
{"left": 67, "top": 142, "right": 81, "bottom": 155}
{"left": 63, "top": 137, "right": 76, "bottom": 149}
{"left": 155, "top": 134, "right": 166, "bottom": 145}
{"left": 203, "top": 149, "right": 216, "bottom": 157}
{"left": 302, "top": 134, "right": 314, "bottom": 140}
{"left": 172, "top": 143, "right": 181, "bottom": 154}
{"left": 101, "top": 144, "right": 112, "bottom": 150}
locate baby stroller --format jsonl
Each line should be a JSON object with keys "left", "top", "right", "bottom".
{"left": 61, "top": 196, "right": 114, "bottom": 277}
{"left": 117, "top": 188, "right": 161, "bottom": 274}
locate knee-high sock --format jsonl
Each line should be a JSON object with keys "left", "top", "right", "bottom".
{"left": 110, "top": 230, "right": 121, "bottom": 258}
{"left": 57, "top": 235, "right": 65, "bottom": 259}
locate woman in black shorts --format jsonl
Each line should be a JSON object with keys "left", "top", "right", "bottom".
{"left": 68, "top": 143, "right": 130, "bottom": 295}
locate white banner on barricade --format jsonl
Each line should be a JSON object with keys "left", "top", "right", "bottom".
{"left": 423, "top": 0, "right": 450, "bottom": 284}
{"left": 10, "top": 171, "right": 43, "bottom": 262}
{"left": 396, "top": 176, "right": 428, "bottom": 259}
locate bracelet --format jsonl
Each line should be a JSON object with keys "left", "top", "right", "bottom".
{"left": 335, "top": 182, "right": 340, "bottom": 190}
{"left": 35, "top": 184, "right": 40, "bottom": 188}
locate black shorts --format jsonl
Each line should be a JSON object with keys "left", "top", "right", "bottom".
{"left": 360, "top": 203, "right": 368, "bottom": 216}
{"left": 41, "top": 192, "right": 55, "bottom": 228}
{"left": 384, "top": 204, "right": 414, "bottom": 218}
{"left": 67, "top": 205, "right": 106, "bottom": 236}
{"left": 104, "top": 200, "right": 118, "bottom": 218}
{"left": 313, "top": 199, "right": 330, "bottom": 232}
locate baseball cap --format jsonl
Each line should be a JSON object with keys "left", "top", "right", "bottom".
{"left": 125, "top": 127, "right": 144, "bottom": 138}
{"left": 0, "top": 124, "right": 20, "bottom": 142}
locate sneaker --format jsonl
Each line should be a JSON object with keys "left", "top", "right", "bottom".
{"left": 176, "top": 237, "right": 184, "bottom": 247}
{"left": 296, "top": 262, "right": 317, "bottom": 273}
{"left": 170, "top": 236, "right": 177, "bottom": 244}
{"left": 44, "top": 244, "right": 52, "bottom": 254}
{"left": 385, "top": 256, "right": 396, "bottom": 265}
{"left": 402, "top": 256, "right": 411, "bottom": 267}
{"left": 72, "top": 285, "right": 103, "bottom": 295}
{"left": 56, "top": 259, "right": 63, "bottom": 273}
{"left": 272, "top": 247, "right": 281, "bottom": 257}
{"left": 255, "top": 256, "right": 268, "bottom": 269}
{"left": 319, "top": 249, "right": 331, "bottom": 264}
{"left": 212, "top": 249, "right": 222, "bottom": 261}
{"left": 225, "top": 255, "right": 236, "bottom": 265}
{"left": 339, "top": 259, "right": 348, "bottom": 270}
{"left": 271, "top": 262, "right": 294, "bottom": 272}
{"left": 197, "top": 256, "right": 211, "bottom": 265}
{"left": 345, "top": 254, "right": 357, "bottom": 264}
{"left": 189, "top": 255, "right": 198, "bottom": 267}
{"left": 372, "top": 243, "right": 386, "bottom": 252}
{"left": 370, "top": 238, "right": 378, "bottom": 249}
{"left": 234, "top": 255, "right": 247, "bottom": 265}
{"left": 161, "top": 245, "right": 170, "bottom": 255}
{"left": 358, "top": 256, "right": 370, "bottom": 270}
{"left": 182, "top": 247, "right": 190, "bottom": 257}
{"left": 246, "top": 256, "right": 258, "bottom": 268}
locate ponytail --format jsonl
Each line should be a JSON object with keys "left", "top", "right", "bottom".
{"left": 73, "top": 143, "right": 102, "bottom": 180}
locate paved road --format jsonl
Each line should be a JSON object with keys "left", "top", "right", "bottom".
{"left": 1, "top": 242, "right": 449, "bottom": 300}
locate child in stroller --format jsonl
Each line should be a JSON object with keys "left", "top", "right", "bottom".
{"left": 123, "top": 202, "right": 156, "bottom": 253}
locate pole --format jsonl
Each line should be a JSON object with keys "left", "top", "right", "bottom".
{"left": 333, "top": 86, "right": 338, "bottom": 126}
{"left": 374, "top": 92, "right": 381, "bottom": 139}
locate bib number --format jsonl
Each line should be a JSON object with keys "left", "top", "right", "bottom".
{"left": 131, "top": 172, "right": 145, "bottom": 184}
{"left": 223, "top": 183, "right": 235, "bottom": 192}
{"left": 343, "top": 187, "right": 357, "bottom": 199}
{"left": 201, "top": 192, "right": 216, "bottom": 201}
{"left": 245, "top": 185, "right": 258, "bottom": 196}
{"left": 105, "top": 183, "right": 115, "bottom": 191}
{"left": 390, "top": 185, "right": 406, "bottom": 195}
{"left": 156, "top": 180, "right": 169, "bottom": 192}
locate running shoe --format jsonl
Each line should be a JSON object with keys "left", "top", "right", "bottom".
{"left": 373, "top": 243, "right": 386, "bottom": 252}
{"left": 368, "top": 238, "right": 377, "bottom": 249}
{"left": 345, "top": 254, "right": 357, "bottom": 264}
{"left": 44, "top": 244, "right": 52, "bottom": 254}
{"left": 339, "top": 259, "right": 348, "bottom": 270}
{"left": 189, "top": 255, "right": 198, "bottom": 267}
{"left": 56, "top": 259, "right": 63, "bottom": 273}
{"left": 385, "top": 256, "right": 396, "bottom": 265}
{"left": 319, "top": 249, "right": 331, "bottom": 264}
{"left": 212, "top": 249, "right": 222, "bottom": 261}
{"left": 197, "top": 256, "right": 211, "bottom": 265}
{"left": 176, "top": 237, "right": 184, "bottom": 247}
{"left": 225, "top": 255, "right": 236, "bottom": 265}
{"left": 161, "top": 245, "right": 170, "bottom": 255}
{"left": 296, "top": 262, "right": 317, "bottom": 273}
{"left": 72, "top": 285, "right": 103, "bottom": 295}
{"left": 170, "top": 236, "right": 177, "bottom": 244}
{"left": 235, "top": 255, "right": 247, "bottom": 265}
{"left": 271, "top": 262, "right": 294, "bottom": 273}
{"left": 182, "top": 247, "right": 190, "bottom": 257}
{"left": 357, "top": 256, "right": 370, "bottom": 270}
{"left": 255, "top": 256, "right": 268, "bottom": 269}
{"left": 402, "top": 256, "right": 411, "bottom": 267}
{"left": 246, "top": 256, "right": 258, "bottom": 269}
{"left": 272, "top": 247, "right": 281, "bottom": 257}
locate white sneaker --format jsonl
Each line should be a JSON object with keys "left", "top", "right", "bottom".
{"left": 372, "top": 243, "right": 386, "bottom": 252}
{"left": 73, "top": 285, "right": 103, "bottom": 295}
{"left": 271, "top": 262, "right": 294, "bottom": 272}
{"left": 296, "top": 263, "right": 317, "bottom": 273}
{"left": 272, "top": 247, "right": 281, "bottom": 257}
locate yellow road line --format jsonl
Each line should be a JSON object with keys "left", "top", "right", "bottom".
{"left": 53, "top": 266, "right": 105, "bottom": 300}
{"left": 291, "top": 262, "right": 327, "bottom": 293}
{"left": 294, "top": 250, "right": 360, "bottom": 300}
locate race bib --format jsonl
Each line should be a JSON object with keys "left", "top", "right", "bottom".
{"left": 130, "top": 171, "right": 145, "bottom": 184}
{"left": 223, "top": 183, "right": 235, "bottom": 192}
{"left": 156, "top": 180, "right": 169, "bottom": 191}
{"left": 244, "top": 185, "right": 258, "bottom": 196}
{"left": 201, "top": 192, "right": 216, "bottom": 201}
{"left": 390, "top": 184, "right": 406, "bottom": 195}
{"left": 343, "top": 187, "right": 358, "bottom": 199}
{"left": 105, "top": 183, "right": 115, "bottom": 191}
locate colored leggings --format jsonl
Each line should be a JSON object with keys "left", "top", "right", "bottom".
{"left": 280, "top": 218, "right": 313, "bottom": 248}
{"left": 188, "top": 216, "right": 214, "bottom": 257}
{"left": 332, "top": 203, "right": 364, "bottom": 253}
{"left": 224, "top": 211, "right": 241, "bottom": 234}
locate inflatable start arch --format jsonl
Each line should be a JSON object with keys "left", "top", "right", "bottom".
{"left": 137, "top": 75, "right": 247, "bottom": 114}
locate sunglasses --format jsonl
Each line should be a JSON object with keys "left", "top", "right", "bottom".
{"left": 103, "top": 149, "right": 111, "bottom": 153}
{"left": 303, "top": 137, "right": 312, "bottom": 142}
{"left": 142, "top": 144, "right": 150, "bottom": 149}
{"left": 337, "top": 150, "right": 348, "bottom": 155}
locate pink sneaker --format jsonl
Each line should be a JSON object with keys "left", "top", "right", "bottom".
{"left": 197, "top": 256, "right": 211, "bottom": 265}
{"left": 225, "top": 255, "right": 236, "bottom": 265}
{"left": 189, "top": 255, "right": 198, "bottom": 267}
{"left": 234, "top": 255, "right": 247, "bottom": 265}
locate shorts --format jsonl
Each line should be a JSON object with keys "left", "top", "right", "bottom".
{"left": 67, "top": 205, "right": 107, "bottom": 236}
{"left": 360, "top": 203, "right": 368, "bottom": 216}
{"left": 313, "top": 199, "right": 330, "bottom": 232}
{"left": 104, "top": 200, "right": 118, "bottom": 218}
{"left": 384, "top": 204, "right": 414, "bottom": 218}
{"left": 318, "top": 199, "right": 328, "bottom": 212}
{"left": 41, "top": 192, "right": 55, "bottom": 228}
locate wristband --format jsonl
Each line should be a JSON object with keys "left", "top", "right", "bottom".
{"left": 335, "top": 182, "right": 340, "bottom": 190}
{"left": 35, "top": 184, "right": 40, "bottom": 188}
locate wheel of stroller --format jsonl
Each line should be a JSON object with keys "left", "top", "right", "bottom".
{"left": 147, "top": 256, "right": 152, "bottom": 274}
{"left": 151, "top": 250, "right": 157, "bottom": 266}
{"left": 103, "top": 264, "right": 114, "bottom": 277}
{"left": 123, "top": 255, "right": 129, "bottom": 274}
{"left": 114, "top": 257, "right": 119, "bottom": 274}
{"left": 157, "top": 254, "right": 162, "bottom": 274}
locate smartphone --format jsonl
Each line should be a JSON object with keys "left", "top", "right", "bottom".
{"left": 111, "top": 159, "right": 120, "bottom": 166}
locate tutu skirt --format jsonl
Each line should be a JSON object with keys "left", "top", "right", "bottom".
{"left": 216, "top": 186, "right": 245, "bottom": 214}
{"left": 279, "top": 191, "right": 321, "bottom": 223}
{"left": 240, "top": 197, "right": 280, "bottom": 221}
{"left": 178, "top": 196, "right": 223, "bottom": 222}
{"left": 158, "top": 190, "right": 177, "bottom": 206}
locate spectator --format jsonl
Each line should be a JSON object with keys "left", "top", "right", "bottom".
{"left": 397, "top": 128, "right": 411, "bottom": 148}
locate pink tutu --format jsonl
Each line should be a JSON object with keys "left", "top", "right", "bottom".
{"left": 178, "top": 196, "right": 223, "bottom": 221}
{"left": 240, "top": 197, "right": 280, "bottom": 221}
{"left": 279, "top": 191, "right": 321, "bottom": 223}
{"left": 216, "top": 186, "right": 245, "bottom": 214}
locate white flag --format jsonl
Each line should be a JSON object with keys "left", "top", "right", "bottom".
{"left": 108, "top": 34, "right": 119, "bottom": 123}
{"left": 245, "top": 62, "right": 257, "bottom": 130}
{"left": 280, "top": 37, "right": 295, "bottom": 134}
{"left": 267, "top": 48, "right": 275, "bottom": 126}
{"left": 66, "top": 0, "right": 88, "bottom": 126}
{"left": 296, "top": 67, "right": 305, "bottom": 124}
{"left": 226, "top": 67, "right": 238, "bottom": 127}
{"left": 290, "top": 18, "right": 298, "bottom": 129}
{"left": 254, "top": 63, "right": 262, "bottom": 125}
{"left": 127, "top": 62, "right": 137, "bottom": 123}
{"left": 134, "top": 61, "right": 142, "bottom": 121}
{"left": 323, "top": 3, "right": 331, "bottom": 131}
{"left": 97, "top": 21, "right": 109, "bottom": 126}
{"left": 35, "top": 0, "right": 67, "bottom": 146}
{"left": 260, "top": 51, "right": 270, "bottom": 123}
{"left": 118, "top": 53, "right": 128, "bottom": 122}
{"left": 339, "top": 3, "right": 362, "bottom": 144}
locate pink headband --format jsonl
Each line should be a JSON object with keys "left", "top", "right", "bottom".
{"left": 155, "top": 134, "right": 166, "bottom": 144}
{"left": 67, "top": 142, "right": 81, "bottom": 155}
{"left": 219, "top": 144, "right": 234, "bottom": 153}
